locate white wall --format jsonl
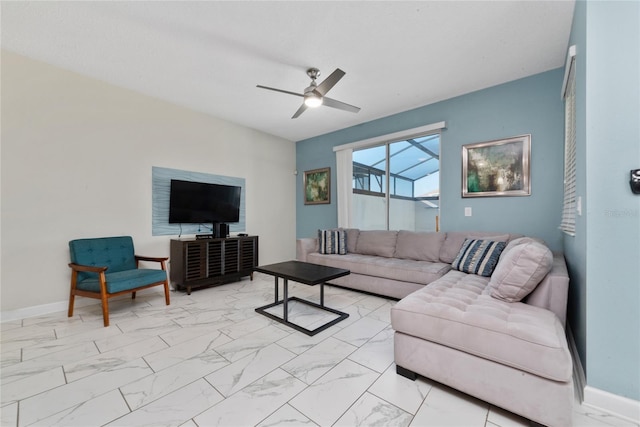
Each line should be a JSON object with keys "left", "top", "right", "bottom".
{"left": 1, "top": 51, "right": 296, "bottom": 315}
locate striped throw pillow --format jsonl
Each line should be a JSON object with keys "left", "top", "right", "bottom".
{"left": 452, "top": 238, "right": 506, "bottom": 277}
{"left": 318, "top": 229, "right": 347, "bottom": 255}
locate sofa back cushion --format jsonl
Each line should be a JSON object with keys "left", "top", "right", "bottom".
{"left": 344, "top": 228, "right": 360, "bottom": 253}
{"left": 394, "top": 231, "right": 445, "bottom": 262}
{"left": 355, "top": 230, "right": 398, "bottom": 257}
{"left": 439, "top": 232, "right": 513, "bottom": 263}
{"left": 489, "top": 239, "right": 554, "bottom": 302}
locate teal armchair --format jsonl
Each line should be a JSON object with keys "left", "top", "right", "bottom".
{"left": 68, "top": 236, "right": 170, "bottom": 326}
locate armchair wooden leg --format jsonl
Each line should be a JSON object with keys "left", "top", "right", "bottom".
{"left": 164, "top": 281, "right": 170, "bottom": 305}
{"left": 131, "top": 291, "right": 136, "bottom": 300}
{"left": 101, "top": 294, "right": 110, "bottom": 327}
{"left": 69, "top": 273, "right": 78, "bottom": 318}
{"left": 68, "top": 293, "right": 75, "bottom": 318}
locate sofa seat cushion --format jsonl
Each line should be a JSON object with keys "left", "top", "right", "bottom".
{"left": 307, "top": 252, "right": 451, "bottom": 285}
{"left": 77, "top": 269, "right": 167, "bottom": 294}
{"left": 391, "top": 270, "right": 572, "bottom": 382}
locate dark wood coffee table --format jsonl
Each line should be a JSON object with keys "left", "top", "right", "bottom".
{"left": 254, "top": 260, "right": 350, "bottom": 336}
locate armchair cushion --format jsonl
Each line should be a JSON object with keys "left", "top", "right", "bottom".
{"left": 76, "top": 269, "right": 168, "bottom": 294}
{"left": 69, "top": 236, "right": 137, "bottom": 282}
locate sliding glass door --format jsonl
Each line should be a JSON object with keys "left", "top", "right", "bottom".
{"left": 352, "top": 133, "right": 440, "bottom": 231}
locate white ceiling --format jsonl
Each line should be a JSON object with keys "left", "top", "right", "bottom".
{"left": 1, "top": 1, "right": 575, "bottom": 142}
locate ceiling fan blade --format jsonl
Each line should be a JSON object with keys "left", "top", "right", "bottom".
{"left": 292, "top": 103, "right": 308, "bottom": 119}
{"left": 313, "top": 68, "right": 345, "bottom": 97}
{"left": 256, "top": 85, "right": 304, "bottom": 98}
{"left": 322, "top": 97, "right": 361, "bottom": 113}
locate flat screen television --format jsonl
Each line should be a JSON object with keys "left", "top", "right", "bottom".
{"left": 169, "top": 179, "right": 241, "bottom": 224}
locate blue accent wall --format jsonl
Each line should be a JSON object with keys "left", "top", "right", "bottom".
{"left": 566, "top": 0, "right": 640, "bottom": 401}
{"left": 296, "top": 69, "right": 566, "bottom": 252}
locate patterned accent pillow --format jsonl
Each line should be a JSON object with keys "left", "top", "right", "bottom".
{"left": 451, "top": 239, "right": 506, "bottom": 277}
{"left": 318, "top": 229, "right": 347, "bottom": 255}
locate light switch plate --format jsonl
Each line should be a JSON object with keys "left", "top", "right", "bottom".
{"left": 465, "top": 207, "right": 472, "bottom": 217}
{"left": 576, "top": 196, "right": 582, "bottom": 216}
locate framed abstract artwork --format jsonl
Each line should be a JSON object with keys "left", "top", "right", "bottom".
{"left": 462, "top": 134, "right": 531, "bottom": 197}
{"left": 304, "top": 167, "right": 331, "bottom": 205}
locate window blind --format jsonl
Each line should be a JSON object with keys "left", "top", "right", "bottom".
{"left": 560, "top": 50, "right": 577, "bottom": 235}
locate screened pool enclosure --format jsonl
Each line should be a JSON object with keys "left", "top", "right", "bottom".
{"left": 352, "top": 133, "right": 440, "bottom": 231}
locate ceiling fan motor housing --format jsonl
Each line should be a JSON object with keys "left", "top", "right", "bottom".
{"left": 307, "top": 68, "right": 320, "bottom": 80}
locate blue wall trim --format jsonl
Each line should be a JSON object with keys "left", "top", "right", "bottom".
{"left": 152, "top": 166, "right": 245, "bottom": 236}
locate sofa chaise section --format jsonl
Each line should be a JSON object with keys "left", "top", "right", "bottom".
{"left": 297, "top": 228, "right": 573, "bottom": 426}
{"left": 391, "top": 267, "right": 573, "bottom": 426}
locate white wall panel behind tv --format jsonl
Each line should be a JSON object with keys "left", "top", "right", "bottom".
{"left": 152, "top": 166, "right": 245, "bottom": 236}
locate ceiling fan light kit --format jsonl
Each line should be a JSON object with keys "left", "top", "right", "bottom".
{"left": 257, "top": 67, "right": 361, "bottom": 119}
{"left": 304, "top": 93, "right": 323, "bottom": 108}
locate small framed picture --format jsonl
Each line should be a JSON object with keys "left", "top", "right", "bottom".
{"left": 462, "top": 134, "right": 531, "bottom": 197}
{"left": 304, "top": 167, "right": 331, "bottom": 205}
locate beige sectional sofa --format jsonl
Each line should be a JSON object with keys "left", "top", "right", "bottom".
{"left": 296, "top": 229, "right": 573, "bottom": 427}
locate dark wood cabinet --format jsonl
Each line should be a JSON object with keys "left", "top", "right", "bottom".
{"left": 170, "top": 236, "right": 258, "bottom": 294}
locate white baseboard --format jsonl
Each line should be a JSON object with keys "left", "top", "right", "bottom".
{"left": 1, "top": 298, "right": 98, "bottom": 323}
{"left": 0, "top": 286, "right": 174, "bottom": 322}
{"left": 567, "top": 326, "right": 640, "bottom": 423}
{"left": 567, "top": 327, "right": 586, "bottom": 402}
{"left": 1, "top": 288, "right": 169, "bottom": 323}
{"left": 584, "top": 386, "right": 640, "bottom": 424}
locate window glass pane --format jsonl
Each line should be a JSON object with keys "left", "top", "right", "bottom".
{"left": 352, "top": 145, "right": 387, "bottom": 229}
{"left": 393, "top": 178, "right": 413, "bottom": 197}
{"left": 352, "top": 133, "right": 440, "bottom": 231}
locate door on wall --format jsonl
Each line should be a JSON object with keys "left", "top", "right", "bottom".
{"left": 352, "top": 133, "right": 440, "bottom": 231}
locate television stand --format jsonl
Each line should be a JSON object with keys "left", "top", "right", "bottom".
{"left": 170, "top": 235, "right": 258, "bottom": 295}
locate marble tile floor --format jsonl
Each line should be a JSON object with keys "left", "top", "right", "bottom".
{"left": 1, "top": 273, "right": 636, "bottom": 427}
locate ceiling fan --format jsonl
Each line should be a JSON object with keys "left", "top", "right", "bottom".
{"left": 257, "top": 68, "right": 361, "bottom": 119}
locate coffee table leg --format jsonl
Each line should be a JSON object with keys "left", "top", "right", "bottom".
{"left": 274, "top": 277, "right": 278, "bottom": 302}
{"left": 283, "top": 278, "right": 288, "bottom": 322}
{"left": 320, "top": 282, "right": 325, "bottom": 307}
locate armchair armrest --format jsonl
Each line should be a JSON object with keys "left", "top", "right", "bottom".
{"left": 68, "top": 263, "right": 108, "bottom": 273}
{"left": 135, "top": 255, "right": 168, "bottom": 270}
{"left": 135, "top": 255, "right": 169, "bottom": 262}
